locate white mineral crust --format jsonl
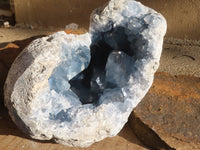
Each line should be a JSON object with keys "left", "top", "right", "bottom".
{"left": 4, "top": 0, "right": 167, "bottom": 147}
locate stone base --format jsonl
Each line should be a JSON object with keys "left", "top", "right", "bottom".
{"left": 130, "top": 72, "right": 200, "bottom": 150}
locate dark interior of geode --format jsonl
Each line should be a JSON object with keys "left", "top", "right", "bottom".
{"left": 69, "top": 26, "right": 148, "bottom": 105}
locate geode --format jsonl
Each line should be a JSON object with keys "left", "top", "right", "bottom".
{"left": 4, "top": 0, "right": 167, "bottom": 147}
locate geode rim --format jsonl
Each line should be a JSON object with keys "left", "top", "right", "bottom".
{"left": 4, "top": 0, "right": 167, "bottom": 147}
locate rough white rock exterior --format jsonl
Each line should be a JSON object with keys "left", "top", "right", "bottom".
{"left": 4, "top": 0, "right": 167, "bottom": 147}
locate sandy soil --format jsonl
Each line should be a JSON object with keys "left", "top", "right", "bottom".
{"left": 158, "top": 38, "right": 200, "bottom": 77}
{"left": 0, "top": 27, "right": 53, "bottom": 43}
{"left": 1, "top": 27, "right": 200, "bottom": 77}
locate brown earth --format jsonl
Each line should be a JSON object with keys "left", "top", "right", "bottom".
{"left": 158, "top": 38, "right": 200, "bottom": 77}
{"left": 130, "top": 72, "right": 200, "bottom": 150}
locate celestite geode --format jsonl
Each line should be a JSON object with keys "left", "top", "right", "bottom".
{"left": 4, "top": 0, "right": 167, "bottom": 147}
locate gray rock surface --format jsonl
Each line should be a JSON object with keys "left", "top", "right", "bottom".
{"left": 4, "top": 0, "right": 166, "bottom": 147}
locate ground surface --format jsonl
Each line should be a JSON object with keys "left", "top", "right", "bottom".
{"left": 160, "top": 38, "right": 200, "bottom": 77}
{"left": 131, "top": 72, "right": 200, "bottom": 150}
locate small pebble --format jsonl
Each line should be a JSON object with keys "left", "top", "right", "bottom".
{"left": 4, "top": 21, "right": 10, "bottom": 28}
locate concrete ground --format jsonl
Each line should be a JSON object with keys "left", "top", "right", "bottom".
{"left": 1, "top": 27, "right": 200, "bottom": 77}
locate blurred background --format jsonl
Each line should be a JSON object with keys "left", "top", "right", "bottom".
{"left": 1, "top": 0, "right": 200, "bottom": 40}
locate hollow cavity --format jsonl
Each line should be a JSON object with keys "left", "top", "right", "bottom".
{"left": 69, "top": 26, "right": 148, "bottom": 105}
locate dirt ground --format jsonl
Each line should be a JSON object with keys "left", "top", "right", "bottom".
{"left": 1, "top": 27, "right": 200, "bottom": 77}
{"left": 159, "top": 38, "right": 200, "bottom": 77}
{"left": 0, "top": 27, "right": 52, "bottom": 42}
